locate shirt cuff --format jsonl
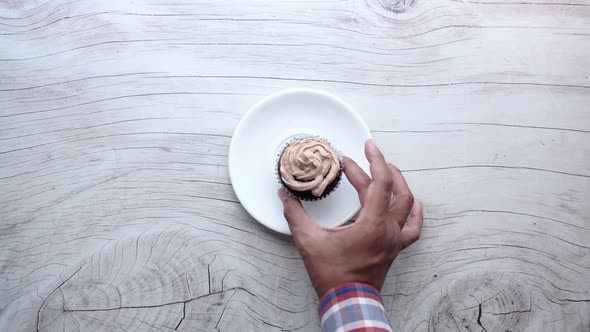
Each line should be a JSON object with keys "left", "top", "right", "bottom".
{"left": 318, "top": 282, "right": 392, "bottom": 332}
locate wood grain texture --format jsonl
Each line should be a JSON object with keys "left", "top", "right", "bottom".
{"left": 1, "top": 0, "right": 589, "bottom": 331}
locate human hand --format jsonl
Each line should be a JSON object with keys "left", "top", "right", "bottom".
{"left": 278, "top": 139, "right": 424, "bottom": 298}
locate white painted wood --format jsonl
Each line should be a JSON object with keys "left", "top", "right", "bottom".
{"left": 1, "top": 0, "right": 589, "bottom": 331}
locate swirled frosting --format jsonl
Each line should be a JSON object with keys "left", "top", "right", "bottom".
{"left": 279, "top": 138, "right": 340, "bottom": 197}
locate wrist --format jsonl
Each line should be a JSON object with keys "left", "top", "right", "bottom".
{"left": 315, "top": 278, "right": 382, "bottom": 299}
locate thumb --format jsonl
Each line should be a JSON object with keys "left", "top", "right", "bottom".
{"left": 278, "top": 189, "right": 319, "bottom": 238}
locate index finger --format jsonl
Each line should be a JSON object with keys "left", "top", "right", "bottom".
{"left": 401, "top": 200, "right": 423, "bottom": 249}
{"left": 365, "top": 139, "right": 393, "bottom": 193}
{"left": 359, "top": 139, "right": 393, "bottom": 221}
{"left": 388, "top": 164, "right": 414, "bottom": 228}
{"left": 343, "top": 156, "right": 371, "bottom": 204}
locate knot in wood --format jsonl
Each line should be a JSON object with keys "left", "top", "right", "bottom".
{"left": 377, "top": 0, "right": 416, "bottom": 13}
{"left": 429, "top": 273, "right": 532, "bottom": 332}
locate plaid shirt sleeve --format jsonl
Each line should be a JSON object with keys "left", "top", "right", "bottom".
{"left": 318, "top": 282, "right": 392, "bottom": 332}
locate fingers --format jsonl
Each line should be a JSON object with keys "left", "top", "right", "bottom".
{"left": 387, "top": 164, "right": 414, "bottom": 228}
{"left": 278, "top": 189, "right": 319, "bottom": 240}
{"left": 361, "top": 140, "right": 394, "bottom": 221}
{"left": 400, "top": 200, "right": 424, "bottom": 249}
{"left": 365, "top": 139, "right": 394, "bottom": 193}
{"left": 343, "top": 156, "right": 371, "bottom": 203}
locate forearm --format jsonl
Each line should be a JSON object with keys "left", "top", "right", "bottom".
{"left": 319, "top": 282, "right": 391, "bottom": 332}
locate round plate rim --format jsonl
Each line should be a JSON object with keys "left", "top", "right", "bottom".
{"left": 228, "top": 88, "right": 371, "bottom": 234}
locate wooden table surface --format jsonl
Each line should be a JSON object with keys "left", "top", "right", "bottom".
{"left": 1, "top": 0, "right": 589, "bottom": 331}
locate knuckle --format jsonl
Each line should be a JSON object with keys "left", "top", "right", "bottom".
{"left": 407, "top": 193, "right": 415, "bottom": 206}
{"left": 401, "top": 192, "right": 414, "bottom": 207}
{"left": 366, "top": 251, "right": 387, "bottom": 267}
{"left": 387, "top": 163, "right": 402, "bottom": 176}
{"left": 383, "top": 174, "right": 394, "bottom": 190}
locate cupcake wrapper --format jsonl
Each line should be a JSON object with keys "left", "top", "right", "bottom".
{"left": 275, "top": 135, "right": 343, "bottom": 201}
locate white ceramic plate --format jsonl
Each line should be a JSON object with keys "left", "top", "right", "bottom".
{"left": 228, "top": 88, "right": 371, "bottom": 235}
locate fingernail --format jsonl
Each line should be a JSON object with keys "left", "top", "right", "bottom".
{"left": 337, "top": 150, "right": 346, "bottom": 158}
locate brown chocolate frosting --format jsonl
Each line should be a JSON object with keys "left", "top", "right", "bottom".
{"left": 279, "top": 138, "right": 339, "bottom": 197}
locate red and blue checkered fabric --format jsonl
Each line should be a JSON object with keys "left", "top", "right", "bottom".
{"left": 319, "top": 282, "right": 391, "bottom": 332}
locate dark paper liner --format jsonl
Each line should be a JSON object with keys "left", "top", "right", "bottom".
{"left": 275, "top": 135, "right": 343, "bottom": 201}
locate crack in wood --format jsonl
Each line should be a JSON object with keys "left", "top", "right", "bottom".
{"left": 57, "top": 286, "right": 255, "bottom": 313}
{"left": 215, "top": 290, "right": 237, "bottom": 330}
{"left": 174, "top": 302, "right": 186, "bottom": 331}
{"left": 486, "top": 308, "right": 531, "bottom": 316}
{"left": 36, "top": 265, "right": 84, "bottom": 332}
{"left": 185, "top": 274, "right": 192, "bottom": 299}
{"left": 207, "top": 263, "right": 211, "bottom": 295}
{"left": 477, "top": 303, "right": 487, "bottom": 332}
{"left": 402, "top": 165, "right": 590, "bottom": 179}
{"left": 431, "top": 121, "right": 590, "bottom": 134}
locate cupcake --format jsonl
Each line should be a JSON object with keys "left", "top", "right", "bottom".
{"left": 277, "top": 136, "right": 342, "bottom": 201}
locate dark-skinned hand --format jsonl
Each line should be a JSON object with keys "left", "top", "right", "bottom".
{"left": 278, "top": 139, "right": 424, "bottom": 297}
